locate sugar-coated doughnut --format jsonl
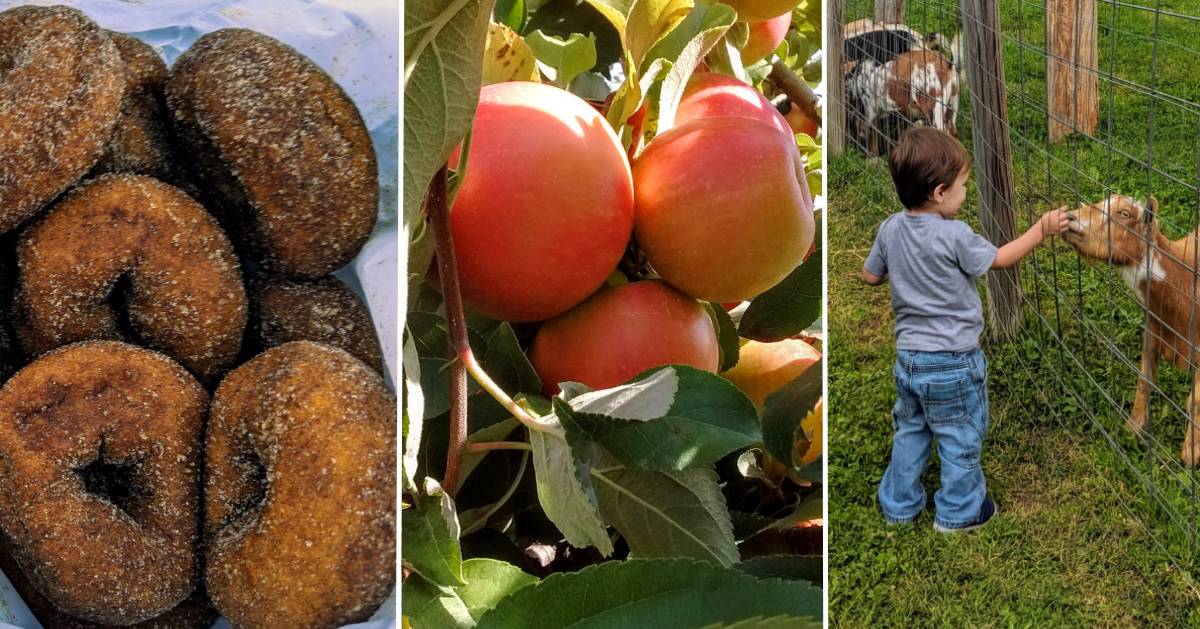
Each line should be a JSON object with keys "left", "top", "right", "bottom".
{"left": 166, "top": 28, "right": 378, "bottom": 278}
{"left": 0, "top": 341, "right": 206, "bottom": 625}
{"left": 247, "top": 272, "right": 383, "bottom": 373}
{"left": 205, "top": 341, "right": 395, "bottom": 629}
{"left": 0, "top": 6, "right": 124, "bottom": 232}
{"left": 12, "top": 174, "right": 248, "bottom": 383}
{"left": 91, "top": 32, "right": 176, "bottom": 183}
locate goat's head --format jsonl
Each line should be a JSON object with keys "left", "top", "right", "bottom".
{"left": 1063, "top": 194, "right": 1159, "bottom": 265}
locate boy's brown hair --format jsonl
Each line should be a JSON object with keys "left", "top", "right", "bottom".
{"left": 888, "top": 128, "right": 972, "bottom": 209}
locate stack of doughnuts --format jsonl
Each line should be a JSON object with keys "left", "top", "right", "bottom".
{"left": 0, "top": 5, "right": 395, "bottom": 629}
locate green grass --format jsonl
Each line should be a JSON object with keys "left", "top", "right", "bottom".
{"left": 831, "top": 1, "right": 1200, "bottom": 624}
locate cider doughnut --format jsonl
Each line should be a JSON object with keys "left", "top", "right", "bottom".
{"left": 247, "top": 272, "right": 383, "bottom": 373}
{"left": 166, "top": 28, "right": 378, "bottom": 278}
{"left": 0, "top": 342, "right": 206, "bottom": 625}
{"left": 12, "top": 174, "right": 248, "bottom": 383}
{"left": 91, "top": 32, "right": 176, "bottom": 182}
{"left": 0, "top": 531, "right": 217, "bottom": 629}
{"left": 0, "top": 6, "right": 124, "bottom": 232}
{"left": 205, "top": 341, "right": 395, "bottom": 629}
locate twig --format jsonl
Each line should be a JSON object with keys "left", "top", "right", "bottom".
{"left": 427, "top": 166, "right": 471, "bottom": 496}
{"left": 769, "top": 60, "right": 822, "bottom": 126}
{"left": 462, "top": 352, "right": 567, "bottom": 440}
{"left": 466, "top": 441, "right": 534, "bottom": 453}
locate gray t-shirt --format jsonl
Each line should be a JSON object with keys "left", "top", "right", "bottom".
{"left": 864, "top": 212, "right": 998, "bottom": 352}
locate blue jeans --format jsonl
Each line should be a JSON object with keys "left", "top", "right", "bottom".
{"left": 878, "top": 348, "right": 989, "bottom": 529}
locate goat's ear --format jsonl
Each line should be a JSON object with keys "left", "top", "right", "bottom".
{"left": 1144, "top": 195, "right": 1158, "bottom": 224}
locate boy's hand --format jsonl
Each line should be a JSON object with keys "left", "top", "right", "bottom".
{"left": 1039, "top": 207, "right": 1074, "bottom": 238}
{"left": 861, "top": 269, "right": 886, "bottom": 285}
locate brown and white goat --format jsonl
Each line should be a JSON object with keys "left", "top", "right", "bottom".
{"left": 1064, "top": 194, "right": 1200, "bottom": 465}
{"left": 845, "top": 49, "right": 959, "bottom": 155}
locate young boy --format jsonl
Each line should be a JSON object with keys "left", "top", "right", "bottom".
{"left": 862, "top": 128, "right": 1072, "bottom": 532}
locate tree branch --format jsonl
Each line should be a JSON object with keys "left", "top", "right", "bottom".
{"left": 427, "top": 166, "right": 471, "bottom": 496}
{"left": 769, "top": 60, "right": 822, "bottom": 126}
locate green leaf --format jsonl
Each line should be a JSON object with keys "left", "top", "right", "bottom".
{"left": 735, "top": 555, "right": 823, "bottom": 585}
{"left": 526, "top": 0, "right": 624, "bottom": 71}
{"left": 402, "top": 333, "right": 425, "bottom": 494}
{"left": 697, "top": 617, "right": 822, "bottom": 629}
{"left": 806, "top": 170, "right": 823, "bottom": 198}
{"left": 529, "top": 425, "right": 614, "bottom": 555}
{"left": 401, "top": 480, "right": 465, "bottom": 587}
{"left": 739, "top": 245, "right": 822, "bottom": 342}
{"left": 403, "top": 559, "right": 538, "bottom": 628}
{"left": 726, "top": 20, "right": 749, "bottom": 48}
{"left": 554, "top": 366, "right": 760, "bottom": 470}
{"left": 592, "top": 460, "right": 739, "bottom": 565}
{"left": 643, "top": 2, "right": 735, "bottom": 71}
{"left": 706, "top": 36, "right": 747, "bottom": 81}
{"left": 582, "top": 0, "right": 635, "bottom": 48}
{"left": 474, "top": 558, "right": 823, "bottom": 627}
{"left": 482, "top": 22, "right": 540, "bottom": 84}
{"left": 459, "top": 558, "right": 540, "bottom": 618}
{"left": 481, "top": 323, "right": 542, "bottom": 395}
{"left": 407, "top": 312, "right": 488, "bottom": 419}
{"left": 626, "top": 0, "right": 693, "bottom": 68}
{"left": 606, "top": 56, "right": 671, "bottom": 135}
{"left": 493, "top": 0, "right": 526, "bottom": 31}
{"left": 654, "top": 3, "right": 736, "bottom": 133}
{"left": 760, "top": 358, "right": 822, "bottom": 468}
{"left": 403, "top": 0, "right": 495, "bottom": 225}
{"left": 525, "top": 30, "right": 598, "bottom": 89}
{"left": 418, "top": 393, "right": 515, "bottom": 482}
{"left": 402, "top": 575, "right": 473, "bottom": 628}
{"left": 407, "top": 218, "right": 436, "bottom": 313}
{"left": 704, "top": 302, "right": 740, "bottom": 372}
{"left": 458, "top": 417, "right": 521, "bottom": 487}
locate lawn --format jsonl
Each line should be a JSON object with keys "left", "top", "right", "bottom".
{"left": 830, "top": 0, "right": 1200, "bottom": 625}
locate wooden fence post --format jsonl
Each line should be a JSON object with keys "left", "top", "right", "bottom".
{"left": 1047, "top": 0, "right": 1098, "bottom": 142}
{"left": 961, "top": 0, "right": 1023, "bottom": 341}
{"left": 828, "top": 0, "right": 845, "bottom": 157}
{"left": 874, "top": 0, "right": 903, "bottom": 23}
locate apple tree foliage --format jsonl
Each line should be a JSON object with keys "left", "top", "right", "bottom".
{"left": 403, "top": 0, "right": 824, "bottom": 625}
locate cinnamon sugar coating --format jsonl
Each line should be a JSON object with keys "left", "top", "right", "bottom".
{"left": 247, "top": 273, "right": 383, "bottom": 373}
{"left": 91, "top": 32, "right": 176, "bottom": 183}
{"left": 12, "top": 174, "right": 248, "bottom": 383}
{"left": 166, "top": 29, "right": 378, "bottom": 278}
{"left": 0, "top": 341, "right": 206, "bottom": 625}
{"left": 205, "top": 341, "right": 395, "bottom": 629}
{"left": 0, "top": 6, "right": 124, "bottom": 233}
{"left": 0, "top": 529, "right": 217, "bottom": 629}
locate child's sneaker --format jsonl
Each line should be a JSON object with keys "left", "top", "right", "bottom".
{"left": 933, "top": 496, "right": 996, "bottom": 533}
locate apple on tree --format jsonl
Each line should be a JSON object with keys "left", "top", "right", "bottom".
{"left": 530, "top": 280, "right": 720, "bottom": 395}
{"left": 449, "top": 81, "right": 634, "bottom": 323}
{"left": 740, "top": 12, "right": 792, "bottom": 64}
{"left": 633, "top": 115, "right": 814, "bottom": 303}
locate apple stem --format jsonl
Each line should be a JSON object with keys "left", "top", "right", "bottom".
{"left": 461, "top": 350, "right": 567, "bottom": 440}
{"left": 427, "top": 166, "right": 471, "bottom": 497}
{"left": 769, "top": 60, "right": 822, "bottom": 126}
{"left": 465, "top": 441, "right": 534, "bottom": 453}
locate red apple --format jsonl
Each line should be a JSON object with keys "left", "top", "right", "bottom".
{"left": 633, "top": 116, "right": 815, "bottom": 302}
{"left": 741, "top": 12, "right": 791, "bottom": 64}
{"left": 450, "top": 81, "right": 634, "bottom": 322}
{"left": 786, "top": 105, "right": 819, "bottom": 137}
{"left": 724, "top": 0, "right": 800, "bottom": 22}
{"left": 676, "top": 73, "right": 791, "bottom": 135}
{"left": 530, "top": 281, "right": 720, "bottom": 395}
{"left": 721, "top": 338, "right": 820, "bottom": 408}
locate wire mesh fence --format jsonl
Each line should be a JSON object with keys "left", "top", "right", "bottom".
{"left": 833, "top": 0, "right": 1200, "bottom": 587}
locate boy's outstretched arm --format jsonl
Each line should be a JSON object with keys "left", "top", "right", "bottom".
{"left": 862, "top": 268, "right": 887, "bottom": 285}
{"left": 992, "top": 208, "right": 1074, "bottom": 269}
